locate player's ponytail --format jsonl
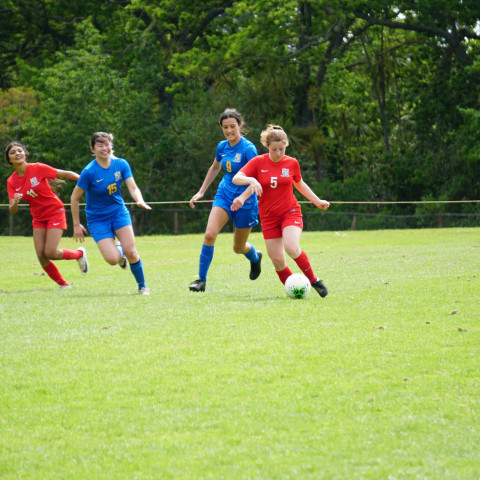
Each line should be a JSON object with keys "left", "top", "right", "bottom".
{"left": 260, "top": 125, "right": 289, "bottom": 148}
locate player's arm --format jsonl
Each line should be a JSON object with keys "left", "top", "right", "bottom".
{"left": 231, "top": 184, "right": 256, "bottom": 212}
{"left": 189, "top": 159, "right": 222, "bottom": 208}
{"left": 294, "top": 179, "right": 329, "bottom": 210}
{"left": 56, "top": 169, "right": 80, "bottom": 182}
{"left": 125, "top": 177, "right": 151, "bottom": 210}
{"left": 232, "top": 171, "right": 263, "bottom": 195}
{"left": 8, "top": 195, "right": 22, "bottom": 215}
{"left": 70, "top": 185, "right": 88, "bottom": 241}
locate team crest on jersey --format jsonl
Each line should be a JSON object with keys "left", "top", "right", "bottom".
{"left": 30, "top": 177, "right": 40, "bottom": 187}
{"left": 233, "top": 153, "right": 241, "bottom": 163}
{"left": 281, "top": 168, "right": 290, "bottom": 177}
{"left": 115, "top": 171, "right": 122, "bottom": 181}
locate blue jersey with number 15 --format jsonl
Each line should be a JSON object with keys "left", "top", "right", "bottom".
{"left": 77, "top": 157, "right": 133, "bottom": 219}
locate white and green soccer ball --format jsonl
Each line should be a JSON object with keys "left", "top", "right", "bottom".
{"left": 285, "top": 273, "right": 311, "bottom": 299}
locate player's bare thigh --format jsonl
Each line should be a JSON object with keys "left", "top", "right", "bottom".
{"left": 282, "top": 225, "right": 302, "bottom": 259}
{"left": 203, "top": 206, "right": 229, "bottom": 246}
{"left": 115, "top": 225, "right": 139, "bottom": 263}
{"left": 233, "top": 227, "right": 252, "bottom": 254}
{"left": 265, "top": 237, "right": 287, "bottom": 271}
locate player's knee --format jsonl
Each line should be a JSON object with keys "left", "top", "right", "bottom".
{"left": 44, "top": 247, "right": 58, "bottom": 259}
{"left": 204, "top": 230, "right": 217, "bottom": 244}
{"left": 36, "top": 252, "right": 48, "bottom": 263}
{"left": 232, "top": 244, "right": 244, "bottom": 254}
{"left": 123, "top": 246, "right": 138, "bottom": 261}
{"left": 285, "top": 246, "right": 301, "bottom": 259}
{"left": 270, "top": 256, "right": 285, "bottom": 270}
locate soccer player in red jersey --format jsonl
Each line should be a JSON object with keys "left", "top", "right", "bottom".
{"left": 231, "top": 125, "right": 330, "bottom": 297}
{"left": 6, "top": 142, "right": 88, "bottom": 289}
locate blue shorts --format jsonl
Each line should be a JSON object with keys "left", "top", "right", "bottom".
{"left": 213, "top": 191, "right": 259, "bottom": 229}
{"left": 87, "top": 208, "right": 132, "bottom": 242}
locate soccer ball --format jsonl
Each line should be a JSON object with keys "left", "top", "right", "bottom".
{"left": 285, "top": 273, "right": 311, "bottom": 299}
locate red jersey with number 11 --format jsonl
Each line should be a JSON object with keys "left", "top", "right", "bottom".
{"left": 7, "top": 163, "right": 65, "bottom": 221}
{"left": 239, "top": 153, "right": 302, "bottom": 219}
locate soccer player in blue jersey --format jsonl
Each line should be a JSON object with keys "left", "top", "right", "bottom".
{"left": 70, "top": 132, "right": 151, "bottom": 295}
{"left": 189, "top": 108, "right": 262, "bottom": 292}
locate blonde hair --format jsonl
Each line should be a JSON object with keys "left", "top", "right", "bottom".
{"left": 260, "top": 125, "right": 289, "bottom": 148}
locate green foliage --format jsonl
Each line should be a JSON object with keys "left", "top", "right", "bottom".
{"left": 1, "top": 0, "right": 480, "bottom": 233}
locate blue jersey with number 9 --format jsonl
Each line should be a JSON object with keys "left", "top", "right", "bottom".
{"left": 215, "top": 137, "right": 258, "bottom": 203}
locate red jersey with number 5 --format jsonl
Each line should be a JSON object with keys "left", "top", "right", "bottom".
{"left": 7, "top": 163, "right": 65, "bottom": 221}
{"left": 239, "top": 153, "right": 302, "bottom": 218}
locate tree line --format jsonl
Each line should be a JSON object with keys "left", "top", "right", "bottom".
{"left": 1, "top": 0, "right": 480, "bottom": 234}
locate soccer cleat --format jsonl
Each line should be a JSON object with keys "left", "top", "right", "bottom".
{"left": 311, "top": 279, "right": 328, "bottom": 298}
{"left": 249, "top": 250, "right": 262, "bottom": 280}
{"left": 59, "top": 284, "right": 71, "bottom": 290}
{"left": 189, "top": 279, "right": 206, "bottom": 292}
{"left": 116, "top": 241, "right": 128, "bottom": 270}
{"left": 138, "top": 286, "right": 150, "bottom": 295}
{"left": 77, "top": 247, "right": 89, "bottom": 274}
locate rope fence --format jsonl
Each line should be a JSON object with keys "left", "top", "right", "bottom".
{"left": 1, "top": 199, "right": 480, "bottom": 208}
{"left": 1, "top": 200, "right": 479, "bottom": 235}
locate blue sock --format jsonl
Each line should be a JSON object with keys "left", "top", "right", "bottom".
{"left": 130, "top": 259, "right": 146, "bottom": 290}
{"left": 116, "top": 243, "right": 124, "bottom": 257}
{"left": 244, "top": 243, "right": 259, "bottom": 263}
{"left": 199, "top": 244, "right": 214, "bottom": 281}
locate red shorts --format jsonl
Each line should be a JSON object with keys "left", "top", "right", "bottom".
{"left": 32, "top": 210, "right": 67, "bottom": 230}
{"left": 261, "top": 209, "right": 303, "bottom": 239}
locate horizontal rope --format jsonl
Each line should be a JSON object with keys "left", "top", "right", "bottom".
{"left": 1, "top": 199, "right": 479, "bottom": 208}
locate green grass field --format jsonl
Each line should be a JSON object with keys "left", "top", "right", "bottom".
{"left": 1, "top": 228, "right": 479, "bottom": 479}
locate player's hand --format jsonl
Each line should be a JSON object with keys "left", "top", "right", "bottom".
{"left": 189, "top": 191, "right": 204, "bottom": 209}
{"left": 231, "top": 196, "right": 244, "bottom": 212}
{"left": 13, "top": 193, "right": 23, "bottom": 203}
{"left": 251, "top": 179, "right": 263, "bottom": 196}
{"left": 73, "top": 224, "right": 88, "bottom": 242}
{"left": 137, "top": 201, "right": 152, "bottom": 210}
{"left": 316, "top": 200, "right": 330, "bottom": 210}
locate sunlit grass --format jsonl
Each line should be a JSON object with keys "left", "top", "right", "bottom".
{"left": 1, "top": 229, "right": 479, "bottom": 479}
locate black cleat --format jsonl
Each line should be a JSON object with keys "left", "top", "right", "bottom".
{"left": 312, "top": 279, "right": 328, "bottom": 297}
{"left": 189, "top": 279, "right": 206, "bottom": 292}
{"left": 249, "top": 251, "right": 262, "bottom": 280}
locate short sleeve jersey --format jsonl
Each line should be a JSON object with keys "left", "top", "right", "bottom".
{"left": 215, "top": 137, "right": 258, "bottom": 202}
{"left": 77, "top": 157, "right": 133, "bottom": 218}
{"left": 7, "top": 163, "right": 64, "bottom": 221}
{"left": 239, "top": 153, "right": 302, "bottom": 219}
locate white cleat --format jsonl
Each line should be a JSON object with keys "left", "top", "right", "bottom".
{"left": 116, "top": 241, "right": 128, "bottom": 270}
{"left": 138, "top": 286, "right": 150, "bottom": 295}
{"left": 77, "top": 247, "right": 89, "bottom": 274}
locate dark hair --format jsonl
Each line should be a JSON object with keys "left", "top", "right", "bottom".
{"left": 218, "top": 108, "right": 245, "bottom": 128}
{"left": 90, "top": 132, "right": 114, "bottom": 149}
{"left": 5, "top": 141, "right": 28, "bottom": 165}
{"left": 5, "top": 141, "right": 65, "bottom": 192}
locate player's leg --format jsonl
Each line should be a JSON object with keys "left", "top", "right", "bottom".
{"left": 93, "top": 211, "right": 133, "bottom": 265}
{"left": 33, "top": 227, "right": 69, "bottom": 287}
{"left": 283, "top": 225, "right": 328, "bottom": 297}
{"left": 264, "top": 237, "right": 292, "bottom": 285}
{"left": 115, "top": 225, "right": 148, "bottom": 294}
{"left": 96, "top": 237, "right": 122, "bottom": 265}
{"left": 43, "top": 226, "right": 88, "bottom": 274}
{"left": 203, "top": 206, "right": 229, "bottom": 246}
{"left": 190, "top": 206, "right": 229, "bottom": 291}
{"left": 115, "top": 225, "right": 139, "bottom": 264}
{"left": 232, "top": 208, "right": 262, "bottom": 280}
